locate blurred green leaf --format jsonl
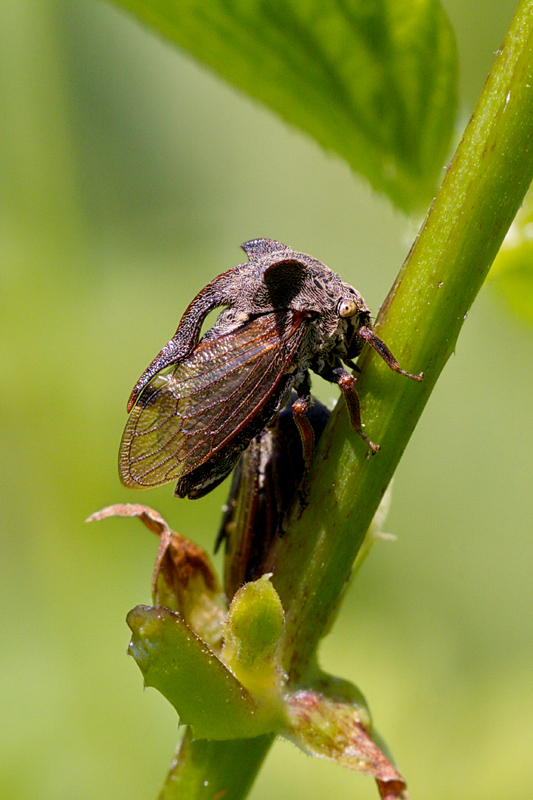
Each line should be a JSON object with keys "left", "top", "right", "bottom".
{"left": 112, "top": 0, "right": 457, "bottom": 212}
{"left": 490, "top": 194, "right": 533, "bottom": 323}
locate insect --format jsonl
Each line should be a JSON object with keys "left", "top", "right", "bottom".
{"left": 119, "top": 239, "right": 423, "bottom": 499}
{"left": 215, "top": 395, "right": 331, "bottom": 598}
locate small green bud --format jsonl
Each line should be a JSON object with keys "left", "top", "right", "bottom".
{"left": 222, "top": 574, "right": 285, "bottom": 700}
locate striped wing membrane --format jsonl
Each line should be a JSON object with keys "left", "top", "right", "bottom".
{"left": 119, "top": 310, "right": 308, "bottom": 489}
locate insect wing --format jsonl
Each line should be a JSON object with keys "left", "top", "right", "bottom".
{"left": 119, "top": 310, "right": 309, "bottom": 489}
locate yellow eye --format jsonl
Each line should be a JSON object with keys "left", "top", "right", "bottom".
{"left": 337, "top": 298, "right": 358, "bottom": 318}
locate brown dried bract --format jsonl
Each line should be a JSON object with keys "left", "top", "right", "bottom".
{"left": 87, "top": 504, "right": 225, "bottom": 646}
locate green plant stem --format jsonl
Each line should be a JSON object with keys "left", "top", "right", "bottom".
{"left": 273, "top": 0, "right": 533, "bottom": 681}
{"left": 159, "top": 1, "right": 533, "bottom": 795}
{"left": 158, "top": 728, "right": 274, "bottom": 800}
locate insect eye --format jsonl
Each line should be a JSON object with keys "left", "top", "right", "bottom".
{"left": 336, "top": 298, "right": 358, "bottom": 318}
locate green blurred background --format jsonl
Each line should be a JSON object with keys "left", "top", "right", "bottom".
{"left": 1, "top": 1, "right": 531, "bottom": 798}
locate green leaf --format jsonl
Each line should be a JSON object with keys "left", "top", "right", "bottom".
{"left": 112, "top": 0, "right": 457, "bottom": 212}
{"left": 127, "top": 605, "right": 287, "bottom": 740}
{"left": 490, "top": 193, "right": 533, "bottom": 323}
{"left": 271, "top": 0, "right": 533, "bottom": 681}
{"left": 285, "top": 688, "right": 405, "bottom": 794}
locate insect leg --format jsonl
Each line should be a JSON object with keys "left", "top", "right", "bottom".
{"left": 292, "top": 395, "right": 315, "bottom": 472}
{"left": 290, "top": 371, "right": 315, "bottom": 471}
{"left": 343, "top": 358, "right": 361, "bottom": 373}
{"left": 328, "top": 365, "right": 380, "bottom": 455}
{"left": 358, "top": 326, "right": 424, "bottom": 381}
